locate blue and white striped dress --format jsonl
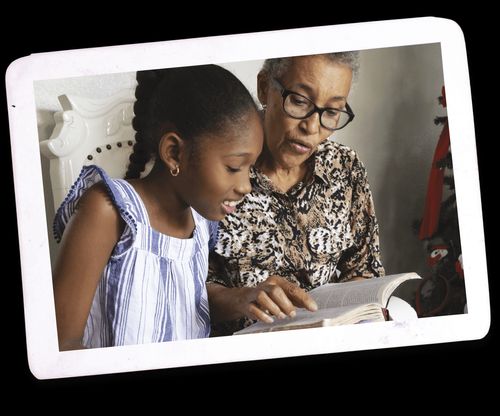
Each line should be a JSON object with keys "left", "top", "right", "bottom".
{"left": 54, "top": 165, "right": 217, "bottom": 348}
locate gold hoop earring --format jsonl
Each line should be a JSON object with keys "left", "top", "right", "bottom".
{"left": 170, "top": 165, "right": 180, "bottom": 177}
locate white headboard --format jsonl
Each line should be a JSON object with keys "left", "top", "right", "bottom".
{"left": 40, "top": 88, "right": 137, "bottom": 209}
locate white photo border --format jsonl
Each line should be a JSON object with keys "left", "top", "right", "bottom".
{"left": 6, "top": 16, "right": 489, "bottom": 379}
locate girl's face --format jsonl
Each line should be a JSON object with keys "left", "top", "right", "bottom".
{"left": 179, "top": 111, "right": 264, "bottom": 221}
{"left": 259, "top": 55, "right": 353, "bottom": 170}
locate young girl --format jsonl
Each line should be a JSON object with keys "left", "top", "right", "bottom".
{"left": 52, "top": 65, "right": 263, "bottom": 350}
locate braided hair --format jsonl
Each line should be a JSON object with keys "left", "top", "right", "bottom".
{"left": 125, "top": 64, "right": 258, "bottom": 179}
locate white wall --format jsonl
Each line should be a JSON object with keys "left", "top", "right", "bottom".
{"left": 336, "top": 43, "right": 445, "bottom": 276}
{"left": 220, "top": 60, "right": 264, "bottom": 101}
{"left": 36, "top": 45, "right": 445, "bottom": 277}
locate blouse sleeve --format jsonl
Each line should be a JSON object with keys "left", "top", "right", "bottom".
{"left": 336, "top": 156, "right": 385, "bottom": 281}
{"left": 53, "top": 165, "right": 139, "bottom": 259}
{"left": 207, "top": 251, "right": 232, "bottom": 287}
{"left": 206, "top": 219, "right": 234, "bottom": 287}
{"left": 206, "top": 213, "right": 236, "bottom": 287}
{"left": 206, "top": 210, "right": 255, "bottom": 288}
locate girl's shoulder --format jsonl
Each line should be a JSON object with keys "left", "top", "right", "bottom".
{"left": 54, "top": 165, "right": 141, "bottom": 243}
{"left": 78, "top": 180, "right": 116, "bottom": 206}
{"left": 76, "top": 181, "right": 123, "bottom": 222}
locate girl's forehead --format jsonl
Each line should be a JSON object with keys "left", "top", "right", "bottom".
{"left": 200, "top": 112, "right": 263, "bottom": 151}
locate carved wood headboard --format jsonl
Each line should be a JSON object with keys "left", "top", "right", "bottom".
{"left": 40, "top": 88, "right": 136, "bottom": 209}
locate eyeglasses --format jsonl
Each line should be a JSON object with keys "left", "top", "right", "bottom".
{"left": 271, "top": 78, "right": 354, "bottom": 131}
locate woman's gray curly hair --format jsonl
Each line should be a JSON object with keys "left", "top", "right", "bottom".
{"left": 261, "top": 52, "right": 360, "bottom": 80}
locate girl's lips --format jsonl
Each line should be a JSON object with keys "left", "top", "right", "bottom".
{"left": 221, "top": 199, "right": 242, "bottom": 215}
{"left": 221, "top": 203, "right": 236, "bottom": 215}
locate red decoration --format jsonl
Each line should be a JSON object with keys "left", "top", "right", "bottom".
{"left": 418, "top": 86, "right": 450, "bottom": 240}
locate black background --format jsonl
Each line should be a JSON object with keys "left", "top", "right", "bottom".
{"left": 2, "top": 6, "right": 494, "bottom": 401}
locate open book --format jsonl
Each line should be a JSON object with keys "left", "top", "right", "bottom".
{"left": 234, "top": 272, "right": 421, "bottom": 335}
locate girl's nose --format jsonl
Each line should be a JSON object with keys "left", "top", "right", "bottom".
{"left": 235, "top": 173, "right": 252, "bottom": 196}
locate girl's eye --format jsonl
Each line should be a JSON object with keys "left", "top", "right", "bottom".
{"left": 226, "top": 166, "right": 241, "bottom": 173}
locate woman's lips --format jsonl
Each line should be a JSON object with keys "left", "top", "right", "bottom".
{"left": 287, "top": 139, "right": 311, "bottom": 155}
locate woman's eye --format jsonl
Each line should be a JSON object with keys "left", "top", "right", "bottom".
{"left": 226, "top": 166, "right": 241, "bottom": 173}
{"left": 324, "top": 109, "right": 340, "bottom": 120}
{"left": 290, "top": 95, "right": 309, "bottom": 106}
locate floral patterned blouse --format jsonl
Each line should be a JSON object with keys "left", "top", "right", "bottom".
{"left": 208, "top": 139, "right": 385, "bottom": 335}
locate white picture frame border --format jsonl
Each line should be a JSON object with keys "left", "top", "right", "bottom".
{"left": 6, "top": 16, "right": 489, "bottom": 379}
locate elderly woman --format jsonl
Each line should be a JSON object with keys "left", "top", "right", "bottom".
{"left": 207, "top": 52, "right": 385, "bottom": 335}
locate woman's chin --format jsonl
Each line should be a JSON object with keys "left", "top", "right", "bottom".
{"left": 279, "top": 152, "right": 310, "bottom": 169}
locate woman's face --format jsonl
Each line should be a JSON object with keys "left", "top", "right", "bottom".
{"left": 258, "top": 55, "right": 353, "bottom": 170}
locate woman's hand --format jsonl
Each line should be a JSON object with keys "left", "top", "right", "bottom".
{"left": 207, "top": 276, "right": 317, "bottom": 324}
{"left": 246, "top": 275, "right": 318, "bottom": 323}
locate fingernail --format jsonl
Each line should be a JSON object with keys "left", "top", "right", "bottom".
{"left": 289, "top": 310, "right": 296, "bottom": 318}
{"left": 278, "top": 312, "right": 287, "bottom": 320}
{"left": 265, "top": 315, "right": 274, "bottom": 323}
{"left": 310, "top": 301, "right": 318, "bottom": 311}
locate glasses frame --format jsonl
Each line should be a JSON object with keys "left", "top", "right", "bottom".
{"left": 271, "top": 78, "right": 355, "bottom": 131}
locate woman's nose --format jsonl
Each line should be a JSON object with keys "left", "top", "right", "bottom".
{"left": 299, "top": 111, "right": 321, "bottom": 135}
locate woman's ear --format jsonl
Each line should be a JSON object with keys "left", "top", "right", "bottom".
{"left": 158, "top": 132, "right": 186, "bottom": 172}
{"left": 257, "top": 70, "right": 269, "bottom": 108}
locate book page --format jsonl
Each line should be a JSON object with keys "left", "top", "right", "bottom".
{"left": 234, "top": 303, "right": 385, "bottom": 335}
{"left": 309, "top": 273, "right": 420, "bottom": 309}
{"left": 387, "top": 296, "right": 418, "bottom": 321}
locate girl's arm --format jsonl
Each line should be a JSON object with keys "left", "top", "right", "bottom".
{"left": 52, "top": 184, "right": 124, "bottom": 350}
